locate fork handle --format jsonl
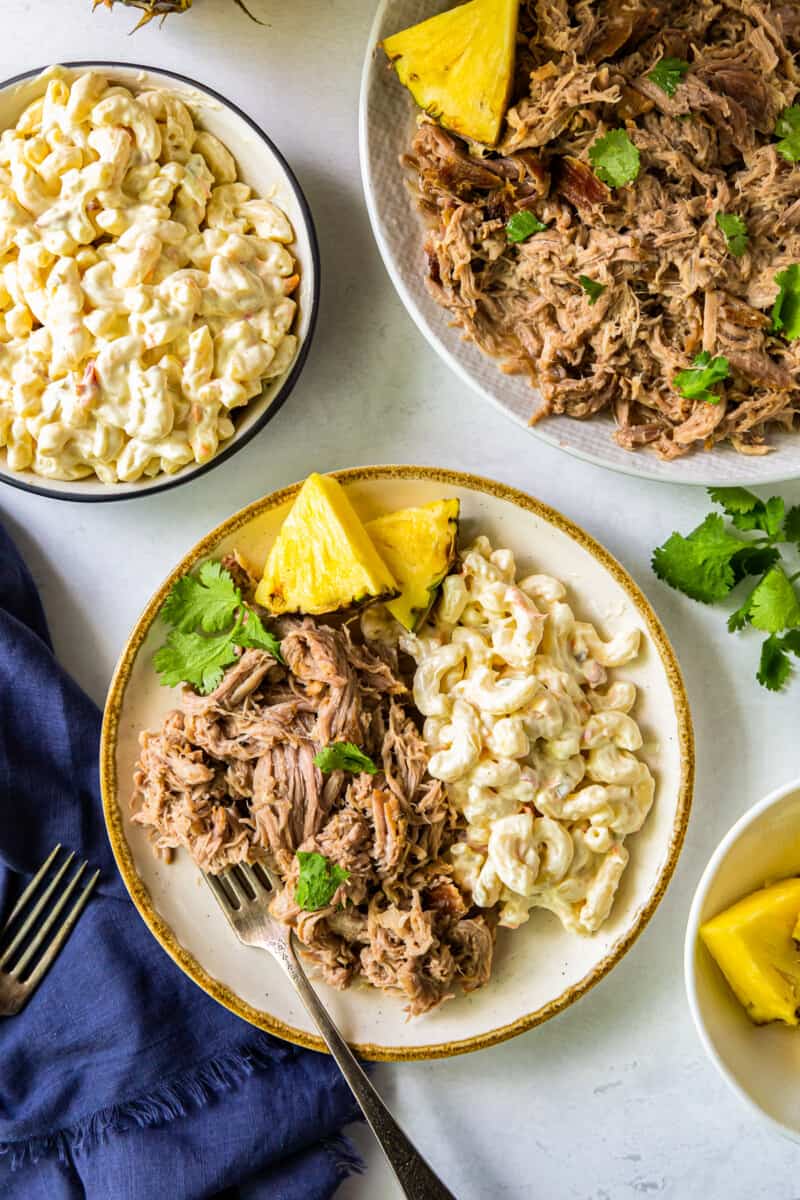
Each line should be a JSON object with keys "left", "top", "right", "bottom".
{"left": 274, "top": 935, "right": 457, "bottom": 1200}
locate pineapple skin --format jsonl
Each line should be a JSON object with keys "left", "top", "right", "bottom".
{"left": 700, "top": 878, "right": 800, "bottom": 1026}
{"left": 366, "top": 499, "right": 459, "bottom": 631}
{"left": 255, "top": 473, "right": 399, "bottom": 616}
{"left": 381, "top": 0, "right": 520, "bottom": 146}
{"left": 93, "top": 0, "right": 193, "bottom": 24}
{"left": 94, "top": 0, "right": 261, "bottom": 26}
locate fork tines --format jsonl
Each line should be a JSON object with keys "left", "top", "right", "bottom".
{"left": 206, "top": 860, "right": 274, "bottom": 911}
{"left": 0, "top": 844, "right": 100, "bottom": 992}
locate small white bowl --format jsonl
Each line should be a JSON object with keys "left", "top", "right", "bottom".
{"left": 0, "top": 62, "right": 319, "bottom": 503}
{"left": 685, "top": 777, "right": 800, "bottom": 1139}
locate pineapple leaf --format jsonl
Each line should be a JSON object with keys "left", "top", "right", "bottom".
{"left": 94, "top": 0, "right": 263, "bottom": 28}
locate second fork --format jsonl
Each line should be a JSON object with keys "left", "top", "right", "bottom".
{"left": 206, "top": 861, "right": 457, "bottom": 1200}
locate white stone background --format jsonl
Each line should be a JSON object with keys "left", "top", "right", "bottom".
{"left": 3, "top": 2, "right": 800, "bottom": 1196}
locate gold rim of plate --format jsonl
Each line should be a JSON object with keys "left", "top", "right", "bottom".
{"left": 100, "top": 465, "right": 695, "bottom": 1062}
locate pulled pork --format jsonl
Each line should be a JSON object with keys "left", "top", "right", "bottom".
{"left": 407, "top": 0, "right": 800, "bottom": 458}
{"left": 133, "top": 605, "right": 493, "bottom": 1015}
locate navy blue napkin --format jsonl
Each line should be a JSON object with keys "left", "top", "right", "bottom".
{"left": 0, "top": 521, "right": 362, "bottom": 1200}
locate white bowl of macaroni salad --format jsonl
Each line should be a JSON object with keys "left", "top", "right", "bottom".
{"left": 102, "top": 467, "right": 694, "bottom": 1059}
{"left": 0, "top": 63, "right": 319, "bottom": 500}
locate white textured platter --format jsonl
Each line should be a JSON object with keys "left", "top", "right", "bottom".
{"left": 0, "top": 62, "right": 319, "bottom": 502}
{"left": 359, "top": 0, "right": 800, "bottom": 487}
{"left": 101, "top": 467, "right": 693, "bottom": 1061}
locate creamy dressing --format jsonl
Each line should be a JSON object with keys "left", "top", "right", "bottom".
{"left": 0, "top": 70, "right": 297, "bottom": 482}
{"left": 402, "top": 536, "right": 654, "bottom": 935}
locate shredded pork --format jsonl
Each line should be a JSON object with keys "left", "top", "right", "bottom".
{"left": 133, "top": 596, "right": 494, "bottom": 1015}
{"left": 406, "top": 0, "right": 800, "bottom": 458}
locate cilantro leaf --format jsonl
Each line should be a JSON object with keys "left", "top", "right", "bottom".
{"left": 588, "top": 130, "right": 641, "bottom": 189}
{"left": 757, "top": 635, "right": 792, "bottom": 691}
{"left": 579, "top": 275, "right": 606, "bottom": 305}
{"left": 708, "top": 487, "right": 761, "bottom": 516}
{"left": 154, "top": 629, "right": 239, "bottom": 693}
{"left": 653, "top": 493, "right": 800, "bottom": 693}
{"left": 294, "top": 851, "right": 349, "bottom": 913}
{"left": 779, "top": 630, "right": 800, "bottom": 656}
{"left": 727, "top": 586, "right": 757, "bottom": 633}
{"left": 775, "top": 106, "right": 800, "bottom": 163}
{"left": 313, "top": 742, "right": 378, "bottom": 775}
{"left": 652, "top": 513, "right": 745, "bottom": 603}
{"left": 730, "top": 496, "right": 785, "bottom": 537}
{"left": 647, "top": 57, "right": 690, "bottom": 97}
{"left": 726, "top": 543, "right": 784, "bottom": 629}
{"left": 747, "top": 565, "right": 800, "bottom": 633}
{"left": 155, "top": 560, "right": 282, "bottom": 692}
{"left": 728, "top": 562, "right": 795, "bottom": 633}
{"left": 715, "top": 212, "right": 749, "bottom": 258}
{"left": 237, "top": 606, "right": 284, "bottom": 662}
{"left": 709, "top": 488, "right": 785, "bottom": 540}
{"left": 161, "top": 561, "right": 241, "bottom": 633}
{"left": 783, "top": 505, "right": 800, "bottom": 545}
{"left": 730, "top": 544, "right": 780, "bottom": 584}
{"left": 673, "top": 352, "right": 730, "bottom": 405}
{"left": 772, "top": 264, "right": 800, "bottom": 340}
{"left": 506, "top": 211, "right": 549, "bottom": 243}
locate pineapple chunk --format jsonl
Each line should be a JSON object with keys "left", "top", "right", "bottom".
{"left": 255, "top": 473, "right": 399, "bottom": 615}
{"left": 381, "top": 0, "right": 519, "bottom": 147}
{"left": 365, "top": 499, "right": 460, "bottom": 631}
{"left": 700, "top": 878, "right": 800, "bottom": 1025}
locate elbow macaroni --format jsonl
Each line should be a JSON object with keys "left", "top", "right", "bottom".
{"left": 0, "top": 70, "right": 299, "bottom": 483}
{"left": 402, "top": 537, "right": 654, "bottom": 936}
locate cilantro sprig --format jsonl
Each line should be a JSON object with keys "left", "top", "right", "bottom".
{"left": 775, "top": 106, "right": 800, "bottom": 163}
{"left": 295, "top": 851, "right": 349, "bottom": 912}
{"left": 652, "top": 489, "right": 800, "bottom": 690}
{"left": 313, "top": 742, "right": 378, "bottom": 775}
{"left": 154, "top": 561, "right": 282, "bottom": 694}
{"left": 578, "top": 275, "right": 606, "bottom": 305}
{"left": 772, "top": 264, "right": 800, "bottom": 340}
{"left": 647, "top": 57, "right": 690, "bottom": 97}
{"left": 673, "top": 352, "right": 730, "bottom": 405}
{"left": 758, "top": 633, "right": 800, "bottom": 691}
{"left": 162, "top": 562, "right": 240, "bottom": 632}
{"left": 506, "top": 211, "right": 549, "bottom": 243}
{"left": 715, "top": 212, "right": 749, "bottom": 258}
{"left": 588, "top": 129, "right": 640, "bottom": 189}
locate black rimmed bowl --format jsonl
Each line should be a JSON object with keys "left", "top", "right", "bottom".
{"left": 0, "top": 62, "right": 320, "bottom": 503}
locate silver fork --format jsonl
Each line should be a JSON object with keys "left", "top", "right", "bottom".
{"left": 0, "top": 845, "right": 100, "bottom": 1016}
{"left": 206, "top": 862, "right": 457, "bottom": 1200}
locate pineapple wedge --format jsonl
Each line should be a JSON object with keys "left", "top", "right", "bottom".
{"left": 700, "top": 878, "right": 800, "bottom": 1025}
{"left": 365, "top": 499, "right": 459, "bottom": 631}
{"left": 381, "top": 0, "right": 519, "bottom": 147}
{"left": 255, "top": 473, "right": 399, "bottom": 616}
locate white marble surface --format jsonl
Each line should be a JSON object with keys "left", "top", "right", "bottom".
{"left": 3, "top": 2, "right": 800, "bottom": 1197}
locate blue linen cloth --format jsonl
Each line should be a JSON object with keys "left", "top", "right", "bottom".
{"left": 0, "top": 521, "right": 363, "bottom": 1200}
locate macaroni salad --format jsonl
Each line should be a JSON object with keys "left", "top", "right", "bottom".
{"left": 0, "top": 69, "right": 299, "bottom": 483}
{"left": 402, "top": 537, "right": 654, "bottom": 935}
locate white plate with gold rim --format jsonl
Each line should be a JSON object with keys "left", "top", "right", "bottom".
{"left": 101, "top": 466, "right": 693, "bottom": 1061}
